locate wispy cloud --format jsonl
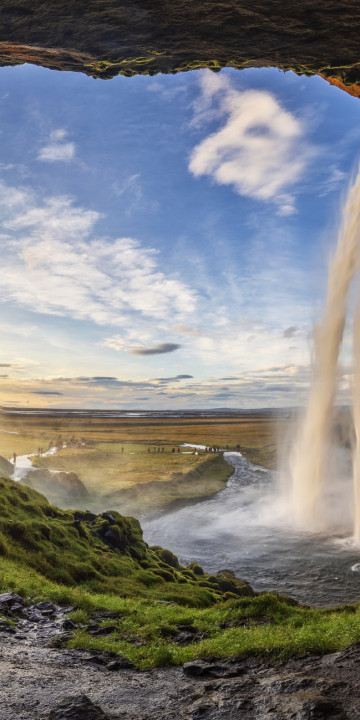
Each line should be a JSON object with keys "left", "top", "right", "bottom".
{"left": 318, "top": 165, "right": 346, "bottom": 197}
{"left": 38, "top": 129, "right": 76, "bottom": 162}
{"left": 189, "top": 72, "right": 314, "bottom": 215}
{"left": 0, "top": 181, "right": 197, "bottom": 327}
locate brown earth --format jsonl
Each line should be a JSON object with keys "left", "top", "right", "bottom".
{"left": 0, "top": 1, "right": 359, "bottom": 96}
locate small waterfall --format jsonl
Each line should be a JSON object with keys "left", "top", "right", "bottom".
{"left": 290, "top": 170, "right": 360, "bottom": 529}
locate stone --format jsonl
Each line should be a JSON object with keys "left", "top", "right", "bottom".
{"left": 87, "top": 650, "right": 118, "bottom": 665}
{"left": 0, "top": 1, "right": 360, "bottom": 99}
{"left": 106, "top": 657, "right": 135, "bottom": 671}
{"left": 34, "top": 601, "right": 56, "bottom": 613}
{"left": 183, "top": 659, "right": 241, "bottom": 679}
{"left": 49, "top": 694, "right": 108, "bottom": 720}
{"left": 0, "top": 592, "right": 24, "bottom": 615}
{"left": 50, "top": 632, "right": 74, "bottom": 648}
{"left": 88, "top": 625, "right": 117, "bottom": 636}
{"left": 63, "top": 619, "right": 76, "bottom": 631}
{"left": 297, "top": 696, "right": 346, "bottom": 719}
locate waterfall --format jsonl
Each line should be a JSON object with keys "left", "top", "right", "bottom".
{"left": 290, "top": 170, "right": 360, "bottom": 529}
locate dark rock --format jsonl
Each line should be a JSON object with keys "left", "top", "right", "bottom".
{"left": 183, "top": 659, "right": 243, "bottom": 679}
{"left": 93, "top": 609, "right": 123, "bottom": 620}
{"left": 63, "top": 619, "right": 76, "bottom": 631}
{"left": 0, "top": 592, "right": 24, "bottom": 615}
{"left": 50, "top": 632, "right": 74, "bottom": 648}
{"left": 88, "top": 625, "right": 117, "bottom": 636}
{"left": 107, "top": 657, "right": 135, "bottom": 671}
{"left": 49, "top": 694, "right": 108, "bottom": 719}
{"left": 297, "top": 696, "right": 346, "bottom": 719}
{"left": 178, "top": 624, "right": 198, "bottom": 633}
{"left": 87, "top": 623, "right": 100, "bottom": 633}
{"left": 34, "top": 601, "right": 56, "bottom": 615}
{"left": 101, "top": 512, "right": 115, "bottom": 523}
{"left": 87, "top": 649, "right": 119, "bottom": 666}
{"left": 0, "top": 624, "right": 16, "bottom": 634}
{"left": 173, "top": 631, "right": 205, "bottom": 645}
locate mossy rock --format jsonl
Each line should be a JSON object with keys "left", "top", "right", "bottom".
{"left": 188, "top": 562, "right": 204, "bottom": 576}
{"left": 216, "top": 571, "right": 254, "bottom": 597}
{"left": 151, "top": 546, "right": 180, "bottom": 569}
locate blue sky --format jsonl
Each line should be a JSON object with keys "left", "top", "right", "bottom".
{"left": 0, "top": 63, "right": 360, "bottom": 408}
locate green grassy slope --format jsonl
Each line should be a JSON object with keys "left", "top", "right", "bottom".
{"left": 0, "top": 474, "right": 251, "bottom": 605}
{"left": 2, "top": 473, "right": 360, "bottom": 669}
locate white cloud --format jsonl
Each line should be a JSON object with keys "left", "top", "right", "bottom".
{"left": 0, "top": 181, "right": 197, "bottom": 327}
{"left": 38, "top": 130, "right": 75, "bottom": 162}
{"left": 189, "top": 72, "right": 313, "bottom": 215}
{"left": 38, "top": 142, "right": 76, "bottom": 162}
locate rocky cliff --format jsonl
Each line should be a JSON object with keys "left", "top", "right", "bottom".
{"left": 0, "top": 1, "right": 360, "bottom": 96}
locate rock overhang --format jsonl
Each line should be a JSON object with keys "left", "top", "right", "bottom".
{"left": 0, "top": 1, "right": 359, "bottom": 97}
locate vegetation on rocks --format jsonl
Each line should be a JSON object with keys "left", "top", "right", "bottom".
{"left": 0, "top": 474, "right": 252, "bottom": 604}
{"left": 2, "top": 473, "right": 360, "bottom": 668}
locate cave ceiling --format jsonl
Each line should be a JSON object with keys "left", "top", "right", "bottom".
{"left": 0, "top": 1, "right": 360, "bottom": 97}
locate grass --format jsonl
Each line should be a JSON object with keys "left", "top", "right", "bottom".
{"left": 1, "top": 472, "right": 360, "bottom": 668}
{"left": 66, "top": 596, "right": 360, "bottom": 668}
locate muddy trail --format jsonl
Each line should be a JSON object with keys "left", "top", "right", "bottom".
{"left": 0, "top": 593, "right": 359, "bottom": 720}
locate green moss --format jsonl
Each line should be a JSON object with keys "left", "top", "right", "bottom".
{"left": 0, "top": 474, "right": 244, "bottom": 604}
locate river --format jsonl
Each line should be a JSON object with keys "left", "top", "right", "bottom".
{"left": 143, "top": 452, "right": 360, "bottom": 606}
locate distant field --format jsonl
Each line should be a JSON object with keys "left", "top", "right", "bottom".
{"left": 0, "top": 409, "right": 286, "bottom": 515}
{"left": 0, "top": 409, "right": 285, "bottom": 467}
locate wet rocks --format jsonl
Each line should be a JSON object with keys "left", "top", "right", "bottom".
{"left": 49, "top": 694, "right": 109, "bottom": 720}
{"left": 107, "top": 657, "right": 135, "bottom": 671}
{"left": 297, "top": 695, "right": 346, "bottom": 719}
{"left": 0, "top": 592, "right": 24, "bottom": 616}
{"left": 87, "top": 624, "right": 118, "bottom": 636}
{"left": 50, "top": 632, "right": 75, "bottom": 649}
{"left": 183, "top": 659, "right": 246, "bottom": 679}
{"left": 63, "top": 618, "right": 76, "bottom": 631}
{"left": 0, "top": 637, "right": 360, "bottom": 719}
{"left": 33, "top": 601, "right": 56, "bottom": 616}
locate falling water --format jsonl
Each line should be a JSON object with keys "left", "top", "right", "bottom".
{"left": 352, "top": 300, "right": 360, "bottom": 540}
{"left": 291, "top": 171, "right": 360, "bottom": 528}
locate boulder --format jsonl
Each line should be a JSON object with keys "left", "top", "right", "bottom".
{"left": 0, "top": 592, "right": 24, "bottom": 616}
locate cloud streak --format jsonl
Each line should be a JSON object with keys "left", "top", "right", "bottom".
{"left": 130, "top": 343, "right": 181, "bottom": 356}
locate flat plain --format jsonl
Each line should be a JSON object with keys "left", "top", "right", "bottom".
{"left": 0, "top": 409, "right": 284, "bottom": 515}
